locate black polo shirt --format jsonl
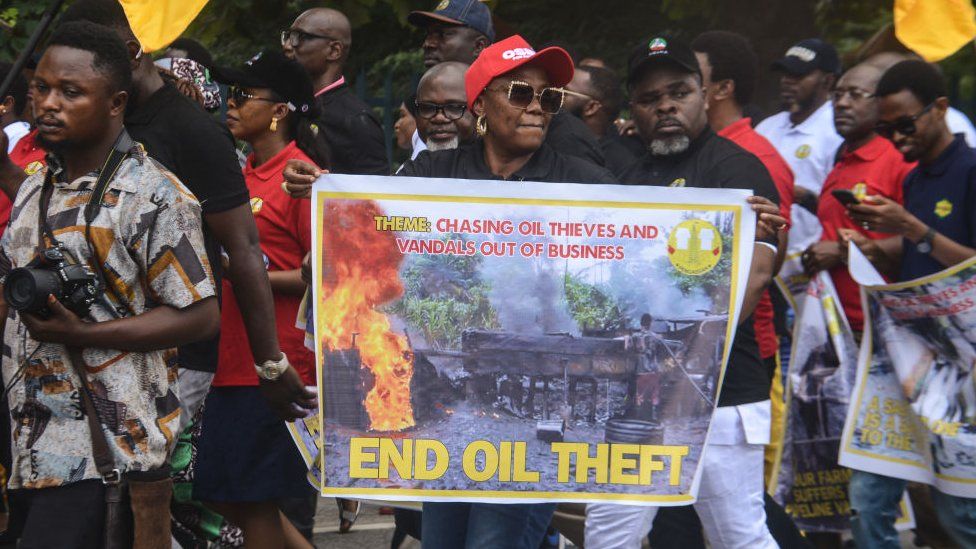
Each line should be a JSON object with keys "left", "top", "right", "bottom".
{"left": 901, "top": 135, "right": 976, "bottom": 281}
{"left": 600, "top": 133, "right": 639, "bottom": 178}
{"left": 315, "top": 82, "right": 389, "bottom": 175}
{"left": 126, "top": 82, "right": 250, "bottom": 373}
{"left": 398, "top": 140, "right": 615, "bottom": 184}
{"left": 621, "top": 127, "right": 780, "bottom": 407}
{"left": 544, "top": 113, "right": 607, "bottom": 169}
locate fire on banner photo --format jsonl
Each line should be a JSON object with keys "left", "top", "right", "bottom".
{"left": 840, "top": 245, "right": 976, "bottom": 498}
{"left": 310, "top": 174, "right": 755, "bottom": 505}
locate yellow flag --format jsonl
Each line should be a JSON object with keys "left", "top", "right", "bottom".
{"left": 894, "top": 0, "right": 976, "bottom": 62}
{"left": 118, "top": 0, "right": 209, "bottom": 53}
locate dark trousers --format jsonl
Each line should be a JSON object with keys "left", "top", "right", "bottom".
{"left": 11, "top": 480, "right": 107, "bottom": 549}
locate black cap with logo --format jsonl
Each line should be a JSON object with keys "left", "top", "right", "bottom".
{"left": 628, "top": 34, "right": 701, "bottom": 86}
{"left": 408, "top": 0, "right": 495, "bottom": 42}
{"left": 212, "top": 50, "right": 315, "bottom": 116}
{"left": 771, "top": 39, "right": 841, "bottom": 76}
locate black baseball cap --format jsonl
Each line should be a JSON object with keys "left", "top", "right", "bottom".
{"left": 628, "top": 35, "right": 701, "bottom": 86}
{"left": 409, "top": 0, "right": 495, "bottom": 42}
{"left": 772, "top": 39, "right": 840, "bottom": 76}
{"left": 212, "top": 50, "right": 314, "bottom": 116}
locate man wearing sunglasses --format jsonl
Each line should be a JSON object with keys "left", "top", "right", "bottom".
{"left": 841, "top": 60, "right": 976, "bottom": 549}
{"left": 283, "top": 8, "right": 388, "bottom": 175}
{"left": 414, "top": 61, "right": 475, "bottom": 152}
{"left": 584, "top": 35, "right": 783, "bottom": 549}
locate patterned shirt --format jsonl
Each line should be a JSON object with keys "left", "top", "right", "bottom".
{"left": 0, "top": 142, "right": 215, "bottom": 489}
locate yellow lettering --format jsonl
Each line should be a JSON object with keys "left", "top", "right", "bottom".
{"left": 413, "top": 439, "right": 449, "bottom": 480}
{"left": 609, "top": 444, "right": 640, "bottom": 485}
{"left": 349, "top": 437, "right": 380, "bottom": 479}
{"left": 463, "top": 440, "right": 499, "bottom": 482}
{"left": 512, "top": 441, "right": 540, "bottom": 482}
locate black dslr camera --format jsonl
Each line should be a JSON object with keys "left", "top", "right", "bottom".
{"left": 4, "top": 246, "right": 102, "bottom": 318}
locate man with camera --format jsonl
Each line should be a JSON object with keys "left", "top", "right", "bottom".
{"left": 0, "top": 22, "right": 218, "bottom": 546}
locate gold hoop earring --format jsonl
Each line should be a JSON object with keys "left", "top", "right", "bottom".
{"left": 270, "top": 118, "right": 278, "bottom": 132}
{"left": 476, "top": 114, "right": 487, "bottom": 137}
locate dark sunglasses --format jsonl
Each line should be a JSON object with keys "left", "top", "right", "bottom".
{"left": 875, "top": 102, "right": 935, "bottom": 139}
{"left": 280, "top": 29, "right": 337, "bottom": 47}
{"left": 229, "top": 86, "right": 277, "bottom": 106}
{"left": 415, "top": 101, "right": 467, "bottom": 121}
{"left": 484, "top": 81, "right": 564, "bottom": 115}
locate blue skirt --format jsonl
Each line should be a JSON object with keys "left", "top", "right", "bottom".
{"left": 193, "top": 386, "right": 313, "bottom": 502}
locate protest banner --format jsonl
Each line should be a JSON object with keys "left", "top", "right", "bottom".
{"left": 840, "top": 245, "right": 976, "bottom": 498}
{"left": 309, "top": 174, "right": 755, "bottom": 505}
{"left": 772, "top": 272, "right": 858, "bottom": 531}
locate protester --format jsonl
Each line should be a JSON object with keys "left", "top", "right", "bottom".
{"left": 584, "top": 35, "right": 783, "bottom": 549}
{"left": 0, "top": 63, "right": 29, "bottom": 154}
{"left": 409, "top": 0, "right": 494, "bottom": 68}
{"left": 562, "top": 65, "right": 637, "bottom": 175}
{"left": 691, "top": 29, "right": 794, "bottom": 488}
{"left": 756, "top": 38, "right": 843, "bottom": 249}
{"left": 189, "top": 50, "right": 321, "bottom": 549}
{"left": 801, "top": 62, "right": 914, "bottom": 333}
{"left": 0, "top": 21, "right": 219, "bottom": 546}
{"left": 414, "top": 61, "right": 475, "bottom": 152}
{"left": 395, "top": 100, "right": 420, "bottom": 154}
{"left": 842, "top": 59, "right": 976, "bottom": 549}
{"left": 164, "top": 37, "right": 215, "bottom": 69}
{"left": 283, "top": 8, "right": 388, "bottom": 175}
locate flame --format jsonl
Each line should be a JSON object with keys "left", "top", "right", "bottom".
{"left": 319, "top": 200, "right": 414, "bottom": 431}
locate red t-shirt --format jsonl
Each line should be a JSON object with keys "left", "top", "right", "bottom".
{"left": 720, "top": 118, "right": 796, "bottom": 358}
{"left": 817, "top": 136, "right": 915, "bottom": 331}
{"left": 1, "top": 129, "right": 47, "bottom": 234}
{"left": 213, "top": 141, "right": 315, "bottom": 386}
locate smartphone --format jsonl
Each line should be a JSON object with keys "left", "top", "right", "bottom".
{"left": 831, "top": 188, "right": 860, "bottom": 206}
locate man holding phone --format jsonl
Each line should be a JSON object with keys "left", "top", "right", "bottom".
{"left": 801, "top": 61, "right": 914, "bottom": 333}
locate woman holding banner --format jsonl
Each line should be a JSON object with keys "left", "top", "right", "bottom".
{"left": 193, "top": 50, "right": 327, "bottom": 548}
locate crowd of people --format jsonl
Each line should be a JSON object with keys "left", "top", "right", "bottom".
{"left": 0, "top": 0, "right": 974, "bottom": 547}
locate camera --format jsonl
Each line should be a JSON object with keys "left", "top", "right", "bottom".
{"left": 4, "top": 246, "right": 102, "bottom": 318}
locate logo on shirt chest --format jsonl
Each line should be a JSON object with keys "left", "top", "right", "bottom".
{"left": 250, "top": 197, "right": 264, "bottom": 214}
{"left": 935, "top": 199, "right": 953, "bottom": 218}
{"left": 670, "top": 178, "right": 686, "bottom": 188}
{"left": 794, "top": 144, "right": 812, "bottom": 159}
{"left": 25, "top": 161, "right": 43, "bottom": 175}
{"left": 851, "top": 182, "right": 868, "bottom": 201}
{"left": 667, "top": 219, "right": 722, "bottom": 276}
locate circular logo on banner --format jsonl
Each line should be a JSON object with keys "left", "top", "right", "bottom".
{"left": 250, "top": 197, "right": 264, "bottom": 214}
{"left": 795, "top": 144, "right": 812, "bottom": 159}
{"left": 667, "top": 219, "right": 722, "bottom": 275}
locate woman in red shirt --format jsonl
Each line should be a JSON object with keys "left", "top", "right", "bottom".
{"left": 194, "top": 50, "right": 327, "bottom": 548}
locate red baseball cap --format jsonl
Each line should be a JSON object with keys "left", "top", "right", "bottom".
{"left": 464, "top": 35, "right": 575, "bottom": 111}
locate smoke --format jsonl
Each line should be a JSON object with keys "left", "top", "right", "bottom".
{"left": 481, "top": 254, "right": 579, "bottom": 336}
{"left": 607, "top": 255, "right": 713, "bottom": 324}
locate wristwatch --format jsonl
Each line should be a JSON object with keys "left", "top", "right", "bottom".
{"left": 255, "top": 353, "right": 290, "bottom": 381}
{"left": 916, "top": 226, "right": 937, "bottom": 254}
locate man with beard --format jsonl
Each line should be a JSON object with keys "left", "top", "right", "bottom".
{"left": 563, "top": 65, "right": 637, "bottom": 175}
{"left": 841, "top": 59, "right": 976, "bottom": 549}
{"left": 801, "top": 62, "right": 914, "bottom": 334}
{"left": 414, "top": 61, "right": 475, "bottom": 152}
{"left": 283, "top": 7, "right": 388, "bottom": 175}
{"left": 583, "top": 35, "right": 781, "bottom": 548}
{"left": 756, "top": 39, "right": 843, "bottom": 250}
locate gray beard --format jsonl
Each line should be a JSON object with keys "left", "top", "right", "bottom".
{"left": 427, "top": 136, "right": 459, "bottom": 152}
{"left": 649, "top": 135, "right": 691, "bottom": 156}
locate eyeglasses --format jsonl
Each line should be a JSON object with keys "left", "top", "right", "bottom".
{"left": 875, "top": 102, "right": 935, "bottom": 139}
{"left": 229, "top": 86, "right": 277, "bottom": 106}
{"left": 415, "top": 101, "right": 467, "bottom": 121}
{"left": 562, "top": 89, "right": 594, "bottom": 101}
{"left": 280, "top": 29, "right": 338, "bottom": 47}
{"left": 831, "top": 87, "right": 875, "bottom": 103}
{"left": 484, "top": 81, "right": 565, "bottom": 114}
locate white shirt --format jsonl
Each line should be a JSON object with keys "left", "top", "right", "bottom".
{"left": 3, "top": 121, "right": 29, "bottom": 154}
{"left": 756, "top": 101, "right": 842, "bottom": 250}
{"left": 708, "top": 399, "right": 771, "bottom": 445}
{"left": 410, "top": 129, "right": 427, "bottom": 160}
{"left": 947, "top": 107, "right": 976, "bottom": 148}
